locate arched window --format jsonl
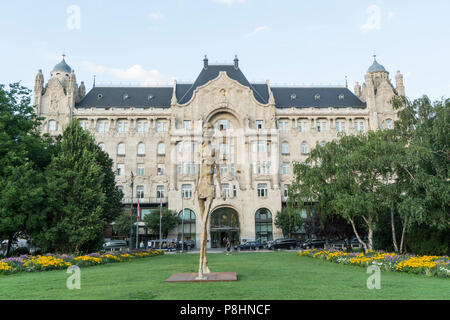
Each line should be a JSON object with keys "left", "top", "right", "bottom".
{"left": 137, "top": 143, "right": 145, "bottom": 155}
{"left": 281, "top": 142, "right": 289, "bottom": 155}
{"left": 178, "top": 209, "right": 196, "bottom": 242}
{"left": 48, "top": 120, "right": 56, "bottom": 131}
{"left": 301, "top": 141, "right": 309, "bottom": 155}
{"left": 385, "top": 119, "right": 393, "bottom": 129}
{"left": 98, "top": 143, "right": 105, "bottom": 151}
{"left": 157, "top": 142, "right": 165, "bottom": 155}
{"left": 255, "top": 208, "right": 273, "bottom": 244}
{"left": 117, "top": 143, "right": 125, "bottom": 156}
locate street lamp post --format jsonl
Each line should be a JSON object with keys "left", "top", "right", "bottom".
{"left": 181, "top": 189, "right": 185, "bottom": 253}
{"left": 129, "top": 172, "right": 135, "bottom": 252}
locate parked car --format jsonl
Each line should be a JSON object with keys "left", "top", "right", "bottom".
{"left": 234, "top": 241, "right": 265, "bottom": 251}
{"left": 300, "top": 239, "right": 327, "bottom": 249}
{"left": 103, "top": 240, "right": 128, "bottom": 251}
{"left": 267, "top": 238, "right": 298, "bottom": 250}
{"left": 177, "top": 240, "right": 196, "bottom": 250}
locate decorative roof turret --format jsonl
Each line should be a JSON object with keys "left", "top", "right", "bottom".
{"left": 367, "top": 55, "right": 386, "bottom": 73}
{"left": 52, "top": 54, "right": 72, "bottom": 73}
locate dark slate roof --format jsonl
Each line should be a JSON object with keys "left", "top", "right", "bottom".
{"left": 76, "top": 64, "right": 365, "bottom": 109}
{"left": 52, "top": 58, "right": 72, "bottom": 73}
{"left": 177, "top": 64, "right": 268, "bottom": 104}
{"left": 76, "top": 87, "right": 173, "bottom": 108}
{"left": 272, "top": 87, "right": 365, "bottom": 108}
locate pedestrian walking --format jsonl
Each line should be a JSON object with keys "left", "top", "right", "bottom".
{"left": 226, "top": 238, "right": 232, "bottom": 256}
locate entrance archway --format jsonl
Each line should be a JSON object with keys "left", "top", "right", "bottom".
{"left": 210, "top": 207, "right": 240, "bottom": 248}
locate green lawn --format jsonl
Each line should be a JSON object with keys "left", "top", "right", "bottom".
{"left": 0, "top": 252, "right": 448, "bottom": 300}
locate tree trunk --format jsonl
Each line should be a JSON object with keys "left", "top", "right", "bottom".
{"left": 399, "top": 218, "right": 407, "bottom": 253}
{"left": 349, "top": 218, "right": 368, "bottom": 253}
{"left": 6, "top": 233, "right": 14, "bottom": 257}
{"left": 390, "top": 206, "right": 399, "bottom": 252}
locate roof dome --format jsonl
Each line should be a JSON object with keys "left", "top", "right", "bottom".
{"left": 367, "top": 55, "right": 386, "bottom": 73}
{"left": 52, "top": 56, "right": 72, "bottom": 73}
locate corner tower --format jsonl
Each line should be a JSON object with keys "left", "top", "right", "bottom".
{"left": 355, "top": 56, "right": 404, "bottom": 130}
{"left": 34, "top": 55, "right": 85, "bottom": 135}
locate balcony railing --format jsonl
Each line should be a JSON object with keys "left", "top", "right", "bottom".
{"left": 122, "top": 197, "right": 168, "bottom": 205}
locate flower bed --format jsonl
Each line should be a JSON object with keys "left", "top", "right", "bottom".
{"left": 298, "top": 249, "right": 450, "bottom": 278}
{"left": 0, "top": 250, "right": 164, "bottom": 276}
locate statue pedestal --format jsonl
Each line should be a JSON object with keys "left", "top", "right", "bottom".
{"left": 165, "top": 272, "right": 237, "bottom": 283}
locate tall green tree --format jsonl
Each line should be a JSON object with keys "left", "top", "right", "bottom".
{"left": 0, "top": 83, "right": 55, "bottom": 256}
{"left": 143, "top": 208, "right": 179, "bottom": 239}
{"left": 36, "top": 119, "right": 122, "bottom": 253}
{"left": 392, "top": 96, "right": 449, "bottom": 252}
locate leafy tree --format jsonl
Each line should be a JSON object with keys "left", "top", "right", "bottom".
{"left": 143, "top": 208, "right": 179, "bottom": 239}
{"left": 274, "top": 201, "right": 303, "bottom": 239}
{"left": 112, "top": 210, "right": 135, "bottom": 237}
{"left": 0, "top": 83, "right": 55, "bottom": 256}
{"left": 36, "top": 120, "right": 121, "bottom": 253}
{"left": 392, "top": 96, "right": 449, "bottom": 251}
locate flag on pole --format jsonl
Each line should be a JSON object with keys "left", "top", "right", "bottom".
{"left": 160, "top": 196, "right": 163, "bottom": 217}
{"left": 137, "top": 198, "right": 141, "bottom": 221}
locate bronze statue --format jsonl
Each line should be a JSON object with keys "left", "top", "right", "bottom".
{"left": 195, "top": 122, "right": 224, "bottom": 280}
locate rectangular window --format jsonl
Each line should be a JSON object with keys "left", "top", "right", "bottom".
{"left": 157, "top": 143, "right": 165, "bottom": 155}
{"left": 336, "top": 120, "right": 346, "bottom": 133}
{"left": 221, "top": 184, "right": 230, "bottom": 198}
{"left": 157, "top": 164, "right": 165, "bottom": 176}
{"left": 156, "top": 120, "right": 168, "bottom": 133}
{"left": 257, "top": 184, "right": 268, "bottom": 198}
{"left": 317, "top": 120, "right": 327, "bottom": 132}
{"left": 117, "top": 120, "right": 129, "bottom": 133}
{"left": 117, "top": 164, "right": 125, "bottom": 176}
{"left": 231, "top": 164, "right": 235, "bottom": 176}
{"left": 355, "top": 120, "right": 365, "bottom": 132}
{"left": 96, "top": 120, "right": 109, "bottom": 133}
{"left": 284, "top": 185, "right": 289, "bottom": 198}
{"left": 183, "top": 121, "right": 192, "bottom": 131}
{"left": 298, "top": 120, "right": 307, "bottom": 132}
{"left": 80, "top": 120, "right": 89, "bottom": 130}
{"left": 232, "top": 185, "right": 237, "bottom": 198}
{"left": 136, "top": 186, "right": 144, "bottom": 199}
{"left": 257, "top": 141, "right": 265, "bottom": 153}
{"left": 182, "top": 184, "right": 192, "bottom": 199}
{"left": 220, "top": 164, "right": 228, "bottom": 175}
{"left": 156, "top": 186, "right": 165, "bottom": 199}
{"left": 137, "top": 165, "right": 145, "bottom": 176}
{"left": 136, "top": 120, "right": 149, "bottom": 133}
{"left": 278, "top": 120, "right": 289, "bottom": 131}
{"left": 256, "top": 120, "right": 264, "bottom": 129}
{"left": 282, "top": 162, "right": 290, "bottom": 175}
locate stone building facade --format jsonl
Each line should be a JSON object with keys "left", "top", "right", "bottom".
{"left": 34, "top": 55, "right": 404, "bottom": 248}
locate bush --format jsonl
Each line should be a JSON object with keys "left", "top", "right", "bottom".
{"left": 12, "top": 247, "right": 30, "bottom": 256}
{"left": 405, "top": 224, "right": 449, "bottom": 256}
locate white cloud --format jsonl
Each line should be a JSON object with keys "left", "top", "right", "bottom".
{"left": 245, "top": 25, "right": 269, "bottom": 37}
{"left": 148, "top": 11, "right": 164, "bottom": 21}
{"left": 81, "top": 61, "right": 170, "bottom": 86}
{"left": 212, "top": 0, "right": 245, "bottom": 5}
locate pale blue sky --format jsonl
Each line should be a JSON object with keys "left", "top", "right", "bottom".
{"left": 0, "top": 0, "right": 449, "bottom": 100}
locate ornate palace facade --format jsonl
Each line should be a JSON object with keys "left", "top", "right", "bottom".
{"left": 34, "top": 55, "right": 404, "bottom": 248}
